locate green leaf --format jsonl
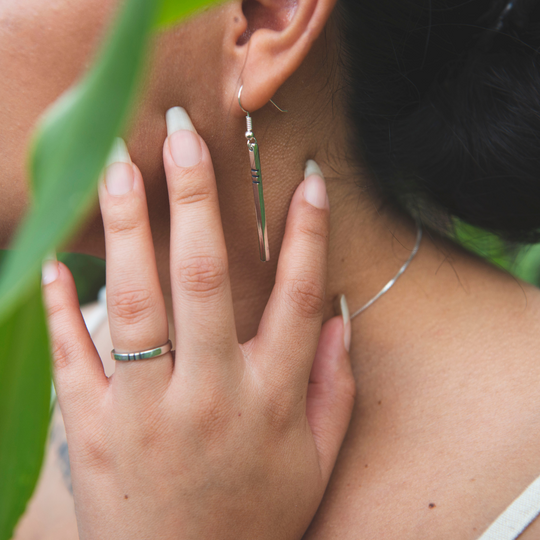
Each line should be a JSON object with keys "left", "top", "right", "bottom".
{"left": 154, "top": 0, "right": 222, "bottom": 29}
{"left": 0, "top": 287, "right": 52, "bottom": 540}
{"left": 514, "top": 243, "right": 540, "bottom": 286}
{"left": 58, "top": 253, "right": 106, "bottom": 306}
{"left": 453, "top": 220, "right": 512, "bottom": 271}
{"left": 0, "top": 0, "right": 159, "bottom": 325}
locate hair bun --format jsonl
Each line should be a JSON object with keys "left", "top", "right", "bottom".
{"left": 395, "top": 47, "right": 540, "bottom": 242}
{"left": 338, "top": 0, "right": 540, "bottom": 243}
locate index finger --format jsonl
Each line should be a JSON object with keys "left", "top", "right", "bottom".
{"left": 253, "top": 161, "right": 329, "bottom": 389}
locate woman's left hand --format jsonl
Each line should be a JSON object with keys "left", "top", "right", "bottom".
{"left": 42, "top": 107, "right": 355, "bottom": 540}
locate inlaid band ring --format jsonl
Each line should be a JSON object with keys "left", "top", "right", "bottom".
{"left": 111, "top": 340, "right": 173, "bottom": 362}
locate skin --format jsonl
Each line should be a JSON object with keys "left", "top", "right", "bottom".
{"left": 2, "top": 0, "right": 540, "bottom": 538}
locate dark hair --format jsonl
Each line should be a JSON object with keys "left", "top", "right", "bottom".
{"left": 336, "top": 0, "right": 540, "bottom": 243}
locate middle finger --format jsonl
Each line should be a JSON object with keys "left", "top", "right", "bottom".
{"left": 164, "top": 107, "right": 238, "bottom": 368}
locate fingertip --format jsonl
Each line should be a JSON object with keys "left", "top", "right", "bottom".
{"left": 320, "top": 315, "right": 355, "bottom": 396}
{"left": 303, "top": 160, "right": 329, "bottom": 210}
{"left": 319, "top": 315, "right": 349, "bottom": 358}
{"left": 335, "top": 294, "right": 351, "bottom": 352}
{"left": 166, "top": 106, "right": 197, "bottom": 135}
{"left": 164, "top": 107, "right": 203, "bottom": 170}
{"left": 42, "top": 262, "right": 77, "bottom": 305}
{"left": 308, "top": 316, "right": 352, "bottom": 391}
{"left": 42, "top": 254, "right": 59, "bottom": 286}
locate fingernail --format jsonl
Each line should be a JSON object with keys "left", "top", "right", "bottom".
{"left": 305, "top": 160, "right": 323, "bottom": 180}
{"left": 303, "top": 160, "right": 327, "bottom": 209}
{"left": 336, "top": 294, "right": 351, "bottom": 352}
{"left": 105, "top": 138, "right": 133, "bottom": 196}
{"left": 42, "top": 252, "right": 59, "bottom": 285}
{"left": 166, "top": 107, "right": 197, "bottom": 135}
{"left": 166, "top": 107, "right": 202, "bottom": 168}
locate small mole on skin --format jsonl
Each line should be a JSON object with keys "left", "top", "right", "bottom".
{"left": 238, "top": 412, "right": 242, "bottom": 417}
{"left": 378, "top": 400, "right": 382, "bottom": 405}
{"left": 429, "top": 503, "right": 436, "bottom": 509}
{"left": 365, "top": 464, "right": 368, "bottom": 468}
{"left": 124, "top": 495, "right": 129, "bottom": 500}
{"left": 234, "top": 16, "right": 239, "bottom": 22}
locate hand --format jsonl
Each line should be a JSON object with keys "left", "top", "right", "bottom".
{"left": 42, "top": 107, "right": 355, "bottom": 540}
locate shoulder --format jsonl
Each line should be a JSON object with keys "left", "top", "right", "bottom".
{"left": 306, "top": 251, "right": 540, "bottom": 540}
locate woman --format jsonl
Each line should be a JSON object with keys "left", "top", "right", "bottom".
{"left": 4, "top": 0, "right": 540, "bottom": 537}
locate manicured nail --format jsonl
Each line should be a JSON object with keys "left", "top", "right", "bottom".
{"left": 303, "top": 160, "right": 327, "bottom": 209}
{"left": 305, "top": 160, "right": 323, "bottom": 180}
{"left": 42, "top": 252, "right": 59, "bottom": 285}
{"left": 166, "top": 107, "right": 197, "bottom": 135}
{"left": 105, "top": 138, "right": 133, "bottom": 196}
{"left": 166, "top": 107, "right": 202, "bottom": 168}
{"left": 337, "top": 294, "right": 351, "bottom": 352}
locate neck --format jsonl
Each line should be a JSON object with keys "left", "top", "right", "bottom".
{"left": 79, "top": 26, "right": 439, "bottom": 348}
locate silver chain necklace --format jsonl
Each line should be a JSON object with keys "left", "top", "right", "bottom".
{"left": 350, "top": 223, "right": 423, "bottom": 320}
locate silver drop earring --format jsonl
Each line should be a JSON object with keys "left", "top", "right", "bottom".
{"left": 238, "top": 86, "right": 287, "bottom": 262}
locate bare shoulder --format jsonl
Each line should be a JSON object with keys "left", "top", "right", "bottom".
{"left": 305, "top": 257, "right": 540, "bottom": 540}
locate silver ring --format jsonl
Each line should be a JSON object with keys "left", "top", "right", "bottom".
{"left": 111, "top": 340, "right": 173, "bottom": 362}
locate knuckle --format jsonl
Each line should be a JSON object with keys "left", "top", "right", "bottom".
{"left": 77, "top": 430, "right": 111, "bottom": 470}
{"left": 297, "top": 220, "right": 328, "bottom": 244}
{"left": 190, "top": 389, "right": 232, "bottom": 438}
{"left": 262, "top": 388, "right": 299, "bottom": 432}
{"left": 171, "top": 178, "right": 213, "bottom": 207}
{"left": 46, "top": 298, "right": 68, "bottom": 321}
{"left": 175, "top": 256, "right": 228, "bottom": 298}
{"left": 282, "top": 275, "right": 325, "bottom": 319}
{"left": 51, "top": 333, "right": 87, "bottom": 371}
{"left": 106, "top": 214, "right": 141, "bottom": 237}
{"left": 259, "top": 373, "right": 302, "bottom": 433}
{"left": 108, "top": 287, "right": 156, "bottom": 324}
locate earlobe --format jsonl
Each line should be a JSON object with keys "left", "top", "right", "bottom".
{"left": 224, "top": 0, "right": 337, "bottom": 115}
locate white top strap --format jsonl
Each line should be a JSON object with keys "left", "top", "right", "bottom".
{"left": 83, "top": 286, "right": 108, "bottom": 336}
{"left": 478, "top": 476, "right": 540, "bottom": 540}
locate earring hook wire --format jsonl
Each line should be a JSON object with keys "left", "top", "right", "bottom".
{"left": 238, "top": 85, "right": 288, "bottom": 115}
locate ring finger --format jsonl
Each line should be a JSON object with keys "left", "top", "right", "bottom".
{"left": 99, "top": 138, "right": 172, "bottom": 394}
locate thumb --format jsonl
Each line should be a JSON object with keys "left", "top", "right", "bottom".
{"left": 306, "top": 295, "right": 356, "bottom": 483}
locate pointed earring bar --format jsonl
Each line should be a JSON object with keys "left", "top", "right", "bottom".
{"left": 248, "top": 132, "right": 269, "bottom": 261}
{"left": 238, "top": 86, "right": 268, "bottom": 261}
{"left": 238, "top": 86, "right": 287, "bottom": 262}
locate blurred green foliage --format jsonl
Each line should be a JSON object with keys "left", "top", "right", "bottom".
{"left": 0, "top": 251, "right": 105, "bottom": 306}
{"left": 58, "top": 254, "right": 106, "bottom": 306}
{"left": 0, "top": 289, "right": 51, "bottom": 538}
{"left": 453, "top": 221, "right": 540, "bottom": 286}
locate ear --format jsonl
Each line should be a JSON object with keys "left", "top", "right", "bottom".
{"left": 224, "top": 0, "right": 337, "bottom": 115}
